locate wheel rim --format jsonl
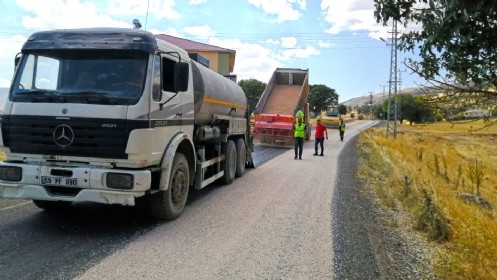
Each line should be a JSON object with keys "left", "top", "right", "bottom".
{"left": 171, "top": 166, "right": 187, "bottom": 206}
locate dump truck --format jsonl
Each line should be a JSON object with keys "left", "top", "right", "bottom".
{"left": 320, "top": 105, "right": 341, "bottom": 128}
{"left": 0, "top": 27, "right": 254, "bottom": 220}
{"left": 253, "top": 68, "right": 311, "bottom": 147}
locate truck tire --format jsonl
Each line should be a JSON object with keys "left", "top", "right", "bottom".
{"left": 32, "top": 200, "right": 71, "bottom": 211}
{"left": 149, "top": 153, "right": 189, "bottom": 221}
{"left": 305, "top": 125, "right": 312, "bottom": 140}
{"left": 235, "top": 138, "right": 246, "bottom": 177}
{"left": 220, "top": 140, "right": 236, "bottom": 184}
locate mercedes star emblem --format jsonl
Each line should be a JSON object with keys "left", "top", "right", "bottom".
{"left": 53, "top": 124, "right": 74, "bottom": 148}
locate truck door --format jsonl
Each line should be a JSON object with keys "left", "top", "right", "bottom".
{"left": 151, "top": 54, "right": 184, "bottom": 130}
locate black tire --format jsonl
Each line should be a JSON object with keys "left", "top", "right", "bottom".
{"left": 235, "top": 138, "right": 246, "bottom": 178}
{"left": 149, "top": 153, "right": 189, "bottom": 221}
{"left": 32, "top": 200, "right": 71, "bottom": 211}
{"left": 220, "top": 140, "right": 236, "bottom": 184}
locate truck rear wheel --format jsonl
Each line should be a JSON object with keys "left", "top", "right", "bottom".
{"left": 149, "top": 153, "right": 189, "bottom": 220}
{"left": 32, "top": 200, "right": 71, "bottom": 211}
{"left": 305, "top": 125, "right": 312, "bottom": 140}
{"left": 235, "top": 138, "right": 246, "bottom": 177}
{"left": 220, "top": 140, "right": 236, "bottom": 184}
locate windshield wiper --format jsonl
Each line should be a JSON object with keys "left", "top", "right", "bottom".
{"left": 60, "top": 91, "right": 122, "bottom": 105}
{"left": 16, "top": 89, "right": 57, "bottom": 95}
{"left": 14, "top": 89, "right": 60, "bottom": 102}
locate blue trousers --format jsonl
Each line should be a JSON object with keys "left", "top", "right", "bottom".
{"left": 294, "top": 137, "right": 304, "bottom": 158}
{"left": 315, "top": 138, "right": 324, "bottom": 154}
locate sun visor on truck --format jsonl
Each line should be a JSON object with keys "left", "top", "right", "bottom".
{"left": 22, "top": 28, "right": 158, "bottom": 53}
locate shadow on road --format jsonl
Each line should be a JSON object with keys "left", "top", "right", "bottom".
{"left": 0, "top": 144, "right": 288, "bottom": 280}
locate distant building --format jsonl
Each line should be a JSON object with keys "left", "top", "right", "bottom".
{"left": 155, "top": 34, "right": 237, "bottom": 80}
{"left": 464, "top": 108, "right": 492, "bottom": 119}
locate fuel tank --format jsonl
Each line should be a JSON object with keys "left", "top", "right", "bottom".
{"left": 191, "top": 61, "right": 247, "bottom": 125}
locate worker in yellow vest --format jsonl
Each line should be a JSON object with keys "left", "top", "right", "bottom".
{"left": 338, "top": 119, "right": 346, "bottom": 142}
{"left": 295, "top": 108, "right": 304, "bottom": 123}
{"left": 294, "top": 117, "right": 306, "bottom": 160}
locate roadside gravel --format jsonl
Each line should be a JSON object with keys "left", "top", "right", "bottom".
{"left": 332, "top": 130, "right": 436, "bottom": 279}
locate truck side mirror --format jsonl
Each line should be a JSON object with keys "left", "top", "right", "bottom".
{"left": 14, "top": 53, "right": 22, "bottom": 68}
{"left": 174, "top": 62, "right": 189, "bottom": 92}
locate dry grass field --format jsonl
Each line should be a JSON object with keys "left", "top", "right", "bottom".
{"left": 357, "top": 120, "right": 497, "bottom": 279}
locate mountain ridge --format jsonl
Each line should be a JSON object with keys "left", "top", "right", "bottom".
{"left": 341, "top": 86, "right": 426, "bottom": 107}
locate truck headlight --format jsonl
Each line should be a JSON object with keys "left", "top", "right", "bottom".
{"left": 106, "top": 173, "right": 134, "bottom": 190}
{"left": 0, "top": 166, "right": 22, "bottom": 182}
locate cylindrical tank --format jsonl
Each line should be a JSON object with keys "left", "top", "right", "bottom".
{"left": 191, "top": 61, "right": 247, "bottom": 125}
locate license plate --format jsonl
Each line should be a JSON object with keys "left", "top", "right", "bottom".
{"left": 41, "top": 176, "right": 77, "bottom": 187}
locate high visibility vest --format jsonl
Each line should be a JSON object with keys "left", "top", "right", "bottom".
{"left": 294, "top": 123, "right": 306, "bottom": 138}
{"left": 339, "top": 123, "right": 346, "bottom": 132}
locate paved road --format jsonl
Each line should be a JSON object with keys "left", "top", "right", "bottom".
{"left": 0, "top": 120, "right": 378, "bottom": 280}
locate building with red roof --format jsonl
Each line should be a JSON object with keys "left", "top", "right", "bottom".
{"left": 155, "top": 34, "right": 236, "bottom": 79}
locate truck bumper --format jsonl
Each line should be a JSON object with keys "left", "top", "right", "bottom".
{"left": 0, "top": 162, "right": 151, "bottom": 206}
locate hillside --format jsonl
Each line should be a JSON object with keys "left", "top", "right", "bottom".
{"left": 341, "top": 87, "right": 424, "bottom": 107}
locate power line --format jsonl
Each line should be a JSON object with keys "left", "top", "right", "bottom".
{"left": 0, "top": 25, "right": 391, "bottom": 51}
{"left": 144, "top": 0, "right": 150, "bottom": 30}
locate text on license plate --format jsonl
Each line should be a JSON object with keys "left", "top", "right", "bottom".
{"left": 41, "top": 176, "right": 77, "bottom": 186}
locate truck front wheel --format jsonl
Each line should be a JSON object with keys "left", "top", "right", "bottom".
{"left": 235, "top": 138, "right": 246, "bottom": 177}
{"left": 150, "top": 153, "right": 189, "bottom": 220}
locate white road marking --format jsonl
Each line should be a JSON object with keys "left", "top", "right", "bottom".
{"left": 0, "top": 201, "right": 31, "bottom": 211}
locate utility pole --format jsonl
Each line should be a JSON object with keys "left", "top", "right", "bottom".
{"left": 385, "top": 19, "right": 399, "bottom": 139}
{"left": 380, "top": 84, "right": 387, "bottom": 102}
{"left": 368, "top": 91, "right": 374, "bottom": 119}
{"left": 398, "top": 69, "right": 406, "bottom": 93}
{"left": 397, "top": 69, "right": 406, "bottom": 124}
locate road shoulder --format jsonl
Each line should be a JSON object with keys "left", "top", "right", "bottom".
{"left": 332, "top": 132, "right": 435, "bottom": 279}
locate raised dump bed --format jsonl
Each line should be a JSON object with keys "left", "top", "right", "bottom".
{"left": 253, "top": 68, "right": 310, "bottom": 147}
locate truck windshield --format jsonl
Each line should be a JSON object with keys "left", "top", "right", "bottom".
{"left": 11, "top": 50, "right": 148, "bottom": 105}
{"left": 326, "top": 107, "right": 339, "bottom": 117}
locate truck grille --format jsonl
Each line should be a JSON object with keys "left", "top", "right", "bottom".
{"left": 1, "top": 116, "right": 145, "bottom": 159}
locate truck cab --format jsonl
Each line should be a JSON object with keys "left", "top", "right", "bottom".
{"left": 0, "top": 28, "right": 253, "bottom": 220}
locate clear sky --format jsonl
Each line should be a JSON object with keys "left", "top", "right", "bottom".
{"left": 0, "top": 0, "right": 424, "bottom": 103}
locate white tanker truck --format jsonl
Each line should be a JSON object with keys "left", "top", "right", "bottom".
{"left": 0, "top": 28, "right": 254, "bottom": 220}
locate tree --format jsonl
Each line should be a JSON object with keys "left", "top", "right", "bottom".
{"left": 338, "top": 104, "right": 347, "bottom": 115}
{"left": 309, "top": 84, "right": 338, "bottom": 114}
{"left": 374, "top": 0, "right": 497, "bottom": 88}
{"left": 374, "top": 0, "right": 497, "bottom": 127}
{"left": 238, "top": 79, "right": 266, "bottom": 114}
{"left": 413, "top": 96, "right": 438, "bottom": 123}
{"left": 374, "top": 94, "right": 436, "bottom": 124}
{"left": 373, "top": 103, "right": 385, "bottom": 119}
